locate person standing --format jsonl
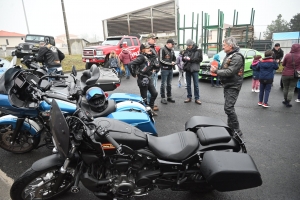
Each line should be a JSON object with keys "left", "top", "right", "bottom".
{"left": 210, "top": 37, "right": 244, "bottom": 136}
{"left": 182, "top": 39, "right": 202, "bottom": 104}
{"left": 159, "top": 39, "right": 176, "bottom": 104}
{"left": 210, "top": 54, "right": 221, "bottom": 88}
{"left": 144, "top": 33, "right": 160, "bottom": 111}
{"left": 272, "top": 43, "right": 284, "bottom": 64}
{"left": 295, "top": 79, "right": 300, "bottom": 103}
{"left": 257, "top": 50, "right": 279, "bottom": 108}
{"left": 128, "top": 43, "right": 159, "bottom": 116}
{"left": 119, "top": 42, "right": 132, "bottom": 79}
{"left": 281, "top": 44, "right": 300, "bottom": 107}
{"left": 250, "top": 55, "right": 262, "bottom": 92}
{"left": 108, "top": 51, "right": 121, "bottom": 77}
{"left": 176, "top": 50, "right": 186, "bottom": 88}
{"left": 36, "top": 41, "right": 65, "bottom": 75}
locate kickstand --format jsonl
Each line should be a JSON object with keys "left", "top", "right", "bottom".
{"left": 177, "top": 164, "right": 188, "bottom": 185}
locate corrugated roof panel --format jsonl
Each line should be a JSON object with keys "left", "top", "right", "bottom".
{"left": 273, "top": 32, "right": 300, "bottom": 40}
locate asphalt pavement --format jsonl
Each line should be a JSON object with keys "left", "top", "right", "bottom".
{"left": 0, "top": 72, "right": 300, "bottom": 200}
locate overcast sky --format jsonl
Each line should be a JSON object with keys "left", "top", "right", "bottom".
{"left": 0, "top": 0, "right": 299, "bottom": 40}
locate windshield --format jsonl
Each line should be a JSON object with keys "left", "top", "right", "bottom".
{"left": 25, "top": 35, "right": 45, "bottom": 42}
{"left": 102, "top": 38, "right": 122, "bottom": 46}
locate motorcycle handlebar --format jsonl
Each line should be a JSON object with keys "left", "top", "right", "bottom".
{"left": 42, "top": 96, "right": 51, "bottom": 105}
{"left": 105, "top": 134, "right": 121, "bottom": 151}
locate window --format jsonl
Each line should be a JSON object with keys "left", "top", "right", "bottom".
{"left": 246, "top": 50, "right": 256, "bottom": 58}
{"left": 132, "top": 38, "right": 139, "bottom": 46}
{"left": 123, "top": 38, "right": 133, "bottom": 46}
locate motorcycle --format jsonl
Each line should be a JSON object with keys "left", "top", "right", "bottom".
{"left": 0, "top": 66, "right": 156, "bottom": 153}
{"left": 10, "top": 88, "right": 262, "bottom": 200}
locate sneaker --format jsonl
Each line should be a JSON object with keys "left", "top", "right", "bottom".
{"left": 215, "top": 85, "right": 222, "bottom": 88}
{"left": 258, "top": 102, "right": 263, "bottom": 106}
{"left": 161, "top": 98, "right": 168, "bottom": 104}
{"left": 153, "top": 105, "right": 159, "bottom": 111}
{"left": 167, "top": 98, "right": 175, "bottom": 103}
{"left": 211, "top": 85, "right": 215, "bottom": 87}
{"left": 252, "top": 89, "right": 255, "bottom": 92}
{"left": 255, "top": 89, "right": 260, "bottom": 93}
{"left": 286, "top": 103, "right": 292, "bottom": 107}
{"left": 295, "top": 99, "right": 300, "bottom": 103}
{"left": 262, "top": 103, "right": 270, "bottom": 108}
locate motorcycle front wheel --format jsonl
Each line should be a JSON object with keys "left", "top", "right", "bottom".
{"left": 0, "top": 125, "right": 41, "bottom": 154}
{"left": 10, "top": 166, "right": 75, "bottom": 200}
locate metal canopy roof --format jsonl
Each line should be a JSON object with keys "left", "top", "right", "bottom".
{"left": 273, "top": 32, "right": 300, "bottom": 40}
{"left": 102, "top": 0, "right": 178, "bottom": 38}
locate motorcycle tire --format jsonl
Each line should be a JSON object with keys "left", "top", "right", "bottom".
{"left": 10, "top": 166, "right": 75, "bottom": 200}
{"left": 0, "top": 125, "right": 41, "bottom": 154}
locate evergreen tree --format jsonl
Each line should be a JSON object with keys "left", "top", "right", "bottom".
{"left": 289, "top": 13, "right": 300, "bottom": 32}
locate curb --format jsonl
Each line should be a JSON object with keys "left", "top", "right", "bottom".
{"left": 0, "top": 169, "right": 13, "bottom": 200}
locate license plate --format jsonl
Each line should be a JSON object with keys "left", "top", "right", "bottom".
{"left": 202, "top": 70, "right": 210, "bottom": 75}
{"left": 86, "top": 59, "right": 89, "bottom": 62}
{"left": 57, "top": 67, "right": 62, "bottom": 71}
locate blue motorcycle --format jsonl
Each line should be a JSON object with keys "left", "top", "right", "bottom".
{"left": 0, "top": 65, "right": 157, "bottom": 153}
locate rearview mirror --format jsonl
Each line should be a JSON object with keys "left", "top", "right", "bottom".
{"left": 71, "top": 65, "right": 77, "bottom": 77}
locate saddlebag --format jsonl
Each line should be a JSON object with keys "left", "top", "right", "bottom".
{"left": 200, "top": 151, "right": 262, "bottom": 192}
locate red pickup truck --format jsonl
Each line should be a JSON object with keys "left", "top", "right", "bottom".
{"left": 82, "top": 36, "right": 142, "bottom": 69}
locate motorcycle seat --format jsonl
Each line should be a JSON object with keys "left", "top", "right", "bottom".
{"left": 147, "top": 131, "right": 199, "bottom": 162}
{"left": 197, "top": 127, "right": 231, "bottom": 146}
{"left": 83, "top": 65, "right": 100, "bottom": 86}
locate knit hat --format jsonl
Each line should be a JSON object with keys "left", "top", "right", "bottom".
{"left": 186, "top": 39, "right": 194, "bottom": 46}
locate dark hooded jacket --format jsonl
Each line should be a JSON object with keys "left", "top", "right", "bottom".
{"left": 257, "top": 57, "right": 278, "bottom": 82}
{"left": 272, "top": 47, "right": 284, "bottom": 61}
{"left": 216, "top": 47, "right": 245, "bottom": 89}
{"left": 182, "top": 44, "right": 202, "bottom": 72}
{"left": 129, "top": 53, "right": 160, "bottom": 78}
{"left": 282, "top": 44, "right": 300, "bottom": 76}
{"left": 250, "top": 60, "right": 260, "bottom": 80}
{"left": 36, "top": 44, "right": 65, "bottom": 67}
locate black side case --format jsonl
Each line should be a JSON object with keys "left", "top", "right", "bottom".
{"left": 200, "top": 151, "right": 262, "bottom": 192}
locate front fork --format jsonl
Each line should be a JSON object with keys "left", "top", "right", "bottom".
{"left": 10, "top": 118, "right": 25, "bottom": 145}
{"left": 52, "top": 143, "right": 77, "bottom": 193}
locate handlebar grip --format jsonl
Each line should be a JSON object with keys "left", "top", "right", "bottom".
{"left": 105, "top": 134, "right": 121, "bottom": 150}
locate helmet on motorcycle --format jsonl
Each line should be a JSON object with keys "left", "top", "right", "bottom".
{"left": 86, "top": 87, "right": 106, "bottom": 112}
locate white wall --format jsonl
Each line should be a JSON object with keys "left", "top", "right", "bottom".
{"left": 0, "top": 37, "right": 24, "bottom": 48}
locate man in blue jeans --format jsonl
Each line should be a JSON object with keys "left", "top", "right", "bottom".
{"left": 159, "top": 39, "right": 177, "bottom": 104}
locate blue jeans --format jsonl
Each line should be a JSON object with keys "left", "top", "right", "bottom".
{"left": 160, "top": 69, "right": 173, "bottom": 98}
{"left": 186, "top": 71, "right": 200, "bottom": 100}
{"left": 47, "top": 66, "right": 62, "bottom": 81}
{"left": 147, "top": 72, "right": 158, "bottom": 103}
{"left": 211, "top": 76, "right": 220, "bottom": 86}
{"left": 259, "top": 83, "right": 272, "bottom": 104}
{"left": 124, "top": 64, "right": 130, "bottom": 77}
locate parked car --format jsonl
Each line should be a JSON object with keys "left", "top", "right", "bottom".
{"left": 198, "top": 48, "right": 264, "bottom": 80}
{"left": 14, "top": 34, "right": 55, "bottom": 58}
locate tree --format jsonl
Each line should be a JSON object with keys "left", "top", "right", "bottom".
{"left": 289, "top": 13, "right": 300, "bottom": 31}
{"left": 263, "top": 14, "right": 290, "bottom": 39}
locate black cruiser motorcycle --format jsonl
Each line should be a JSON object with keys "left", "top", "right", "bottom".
{"left": 10, "top": 82, "right": 262, "bottom": 200}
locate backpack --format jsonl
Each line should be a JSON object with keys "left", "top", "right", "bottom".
{"left": 110, "top": 58, "right": 119, "bottom": 68}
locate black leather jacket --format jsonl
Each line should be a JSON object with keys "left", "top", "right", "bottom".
{"left": 129, "top": 54, "right": 159, "bottom": 78}
{"left": 217, "top": 48, "right": 245, "bottom": 89}
{"left": 36, "top": 44, "right": 65, "bottom": 68}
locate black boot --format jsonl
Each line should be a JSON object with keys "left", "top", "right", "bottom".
{"left": 167, "top": 97, "right": 175, "bottom": 103}
{"left": 286, "top": 100, "right": 292, "bottom": 107}
{"left": 282, "top": 99, "right": 288, "bottom": 105}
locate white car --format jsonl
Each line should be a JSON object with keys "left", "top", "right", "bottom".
{"left": 157, "top": 50, "right": 208, "bottom": 77}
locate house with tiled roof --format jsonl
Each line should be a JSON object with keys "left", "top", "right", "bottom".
{"left": 0, "top": 30, "right": 26, "bottom": 48}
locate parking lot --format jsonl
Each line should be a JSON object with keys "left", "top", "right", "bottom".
{"left": 0, "top": 71, "right": 300, "bottom": 200}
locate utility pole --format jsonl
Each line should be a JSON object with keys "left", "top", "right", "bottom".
{"left": 22, "top": 0, "right": 30, "bottom": 33}
{"left": 61, "top": 0, "right": 71, "bottom": 55}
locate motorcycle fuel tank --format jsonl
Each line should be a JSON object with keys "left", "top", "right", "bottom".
{"left": 39, "top": 99, "right": 76, "bottom": 113}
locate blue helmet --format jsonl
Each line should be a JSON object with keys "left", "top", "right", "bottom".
{"left": 86, "top": 87, "right": 106, "bottom": 112}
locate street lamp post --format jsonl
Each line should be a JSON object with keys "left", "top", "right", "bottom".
{"left": 22, "top": 0, "right": 30, "bottom": 33}
{"left": 61, "top": 0, "right": 71, "bottom": 55}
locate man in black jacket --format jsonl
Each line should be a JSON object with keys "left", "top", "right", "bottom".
{"left": 211, "top": 37, "right": 245, "bottom": 137}
{"left": 36, "top": 41, "right": 65, "bottom": 75}
{"left": 144, "top": 33, "right": 160, "bottom": 111}
{"left": 159, "top": 39, "right": 177, "bottom": 104}
{"left": 182, "top": 39, "right": 202, "bottom": 105}
{"left": 272, "top": 43, "right": 284, "bottom": 64}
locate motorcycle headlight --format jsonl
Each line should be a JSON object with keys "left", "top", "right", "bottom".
{"left": 96, "top": 50, "right": 103, "bottom": 56}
